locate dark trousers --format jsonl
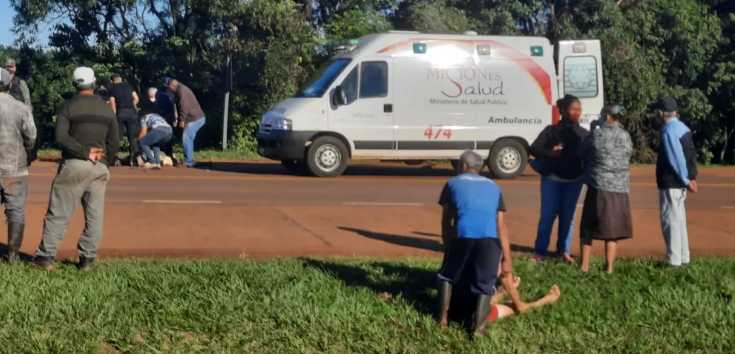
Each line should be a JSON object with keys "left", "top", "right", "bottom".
{"left": 117, "top": 109, "right": 139, "bottom": 156}
{"left": 438, "top": 237, "right": 502, "bottom": 296}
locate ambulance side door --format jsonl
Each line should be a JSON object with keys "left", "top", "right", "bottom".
{"left": 558, "top": 40, "right": 604, "bottom": 129}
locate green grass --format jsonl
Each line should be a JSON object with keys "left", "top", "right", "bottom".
{"left": 1, "top": 257, "right": 734, "bottom": 353}
{"left": 38, "top": 148, "right": 262, "bottom": 161}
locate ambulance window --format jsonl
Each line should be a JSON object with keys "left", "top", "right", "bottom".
{"left": 342, "top": 67, "right": 359, "bottom": 105}
{"left": 563, "top": 56, "right": 598, "bottom": 98}
{"left": 359, "top": 61, "right": 388, "bottom": 98}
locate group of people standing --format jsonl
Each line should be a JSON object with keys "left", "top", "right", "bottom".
{"left": 435, "top": 94, "right": 699, "bottom": 337}
{"left": 529, "top": 94, "right": 697, "bottom": 272}
{"left": 0, "top": 62, "right": 207, "bottom": 270}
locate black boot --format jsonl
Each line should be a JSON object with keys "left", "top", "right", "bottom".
{"left": 435, "top": 281, "right": 452, "bottom": 327}
{"left": 6, "top": 222, "right": 25, "bottom": 264}
{"left": 79, "top": 256, "right": 95, "bottom": 271}
{"left": 472, "top": 294, "right": 492, "bottom": 337}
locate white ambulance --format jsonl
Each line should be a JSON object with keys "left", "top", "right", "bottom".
{"left": 256, "top": 31, "right": 604, "bottom": 178}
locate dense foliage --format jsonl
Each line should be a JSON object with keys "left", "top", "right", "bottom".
{"left": 2, "top": 0, "right": 735, "bottom": 163}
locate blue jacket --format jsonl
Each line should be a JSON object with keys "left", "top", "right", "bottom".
{"left": 656, "top": 118, "right": 698, "bottom": 189}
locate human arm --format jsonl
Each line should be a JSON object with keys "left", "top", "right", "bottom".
{"left": 20, "top": 80, "right": 31, "bottom": 108}
{"left": 132, "top": 91, "right": 139, "bottom": 107}
{"left": 105, "top": 116, "right": 121, "bottom": 166}
{"left": 438, "top": 183, "right": 456, "bottom": 249}
{"left": 529, "top": 126, "right": 561, "bottom": 159}
{"left": 21, "top": 108, "right": 37, "bottom": 150}
{"left": 137, "top": 126, "right": 148, "bottom": 141}
{"left": 109, "top": 96, "right": 117, "bottom": 114}
{"left": 497, "top": 194, "right": 512, "bottom": 277}
{"left": 21, "top": 108, "right": 38, "bottom": 165}
{"left": 663, "top": 127, "right": 691, "bottom": 186}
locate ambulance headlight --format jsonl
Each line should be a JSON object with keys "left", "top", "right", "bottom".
{"left": 273, "top": 118, "right": 293, "bottom": 131}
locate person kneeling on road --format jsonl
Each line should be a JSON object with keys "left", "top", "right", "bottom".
{"left": 137, "top": 113, "right": 173, "bottom": 170}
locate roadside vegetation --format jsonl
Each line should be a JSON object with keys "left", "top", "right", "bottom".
{"left": 2, "top": 0, "right": 735, "bottom": 164}
{"left": 1, "top": 257, "right": 733, "bottom": 353}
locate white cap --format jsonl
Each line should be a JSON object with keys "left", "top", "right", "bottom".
{"left": 72, "top": 66, "right": 96, "bottom": 86}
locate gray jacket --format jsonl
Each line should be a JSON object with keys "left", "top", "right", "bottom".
{"left": 578, "top": 123, "right": 633, "bottom": 193}
{"left": 0, "top": 93, "right": 37, "bottom": 177}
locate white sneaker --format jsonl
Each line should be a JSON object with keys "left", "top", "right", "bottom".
{"left": 144, "top": 162, "right": 161, "bottom": 170}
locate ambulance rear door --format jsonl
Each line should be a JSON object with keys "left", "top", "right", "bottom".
{"left": 557, "top": 40, "right": 604, "bottom": 128}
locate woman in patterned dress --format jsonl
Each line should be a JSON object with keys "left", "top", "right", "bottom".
{"left": 577, "top": 105, "right": 634, "bottom": 274}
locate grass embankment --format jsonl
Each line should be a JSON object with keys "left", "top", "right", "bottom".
{"left": 1, "top": 257, "right": 733, "bottom": 353}
{"left": 37, "top": 148, "right": 262, "bottom": 161}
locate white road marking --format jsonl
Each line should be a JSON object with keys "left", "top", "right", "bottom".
{"left": 721, "top": 206, "right": 735, "bottom": 209}
{"left": 142, "top": 200, "right": 222, "bottom": 204}
{"left": 342, "top": 202, "right": 424, "bottom": 207}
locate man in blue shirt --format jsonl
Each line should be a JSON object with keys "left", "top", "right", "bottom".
{"left": 650, "top": 97, "right": 698, "bottom": 268}
{"left": 435, "top": 150, "right": 513, "bottom": 336}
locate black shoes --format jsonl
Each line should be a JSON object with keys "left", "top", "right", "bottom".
{"left": 435, "top": 281, "right": 452, "bottom": 327}
{"left": 472, "top": 294, "right": 492, "bottom": 337}
{"left": 33, "top": 256, "right": 55, "bottom": 271}
{"left": 78, "top": 257, "right": 95, "bottom": 271}
{"left": 6, "top": 222, "right": 25, "bottom": 264}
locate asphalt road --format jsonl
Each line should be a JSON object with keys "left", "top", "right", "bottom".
{"left": 4, "top": 161, "right": 734, "bottom": 260}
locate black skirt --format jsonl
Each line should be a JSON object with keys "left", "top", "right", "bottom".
{"left": 580, "top": 187, "right": 633, "bottom": 241}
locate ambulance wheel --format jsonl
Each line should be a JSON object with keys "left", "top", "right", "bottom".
{"left": 488, "top": 140, "right": 526, "bottom": 179}
{"left": 281, "top": 160, "right": 307, "bottom": 174}
{"left": 307, "top": 136, "right": 349, "bottom": 177}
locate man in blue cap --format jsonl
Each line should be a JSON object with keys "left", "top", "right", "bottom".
{"left": 650, "top": 96, "right": 698, "bottom": 268}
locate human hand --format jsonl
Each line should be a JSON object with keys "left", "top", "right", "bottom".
{"left": 88, "top": 148, "right": 105, "bottom": 163}
{"left": 687, "top": 180, "right": 698, "bottom": 193}
{"left": 179, "top": 121, "right": 186, "bottom": 128}
{"left": 553, "top": 145, "right": 563, "bottom": 151}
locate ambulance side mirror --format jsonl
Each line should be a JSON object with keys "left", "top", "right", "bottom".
{"left": 334, "top": 86, "right": 347, "bottom": 106}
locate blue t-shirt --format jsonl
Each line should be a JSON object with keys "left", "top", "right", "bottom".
{"left": 438, "top": 173, "right": 506, "bottom": 239}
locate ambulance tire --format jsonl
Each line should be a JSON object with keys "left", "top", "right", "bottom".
{"left": 307, "top": 136, "right": 349, "bottom": 177}
{"left": 281, "top": 160, "right": 308, "bottom": 175}
{"left": 487, "top": 140, "right": 527, "bottom": 180}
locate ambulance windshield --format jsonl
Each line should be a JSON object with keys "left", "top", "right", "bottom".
{"left": 294, "top": 58, "right": 352, "bottom": 98}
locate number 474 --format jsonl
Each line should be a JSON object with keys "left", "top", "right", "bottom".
{"left": 424, "top": 125, "right": 452, "bottom": 139}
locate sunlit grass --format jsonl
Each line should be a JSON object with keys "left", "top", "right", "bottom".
{"left": 0, "top": 257, "right": 733, "bottom": 353}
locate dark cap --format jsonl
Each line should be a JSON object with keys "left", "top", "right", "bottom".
{"left": 649, "top": 96, "right": 678, "bottom": 112}
{"left": 161, "top": 77, "right": 172, "bottom": 87}
{"left": 110, "top": 73, "right": 121, "bottom": 80}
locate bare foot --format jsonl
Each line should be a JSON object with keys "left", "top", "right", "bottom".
{"left": 545, "top": 284, "right": 561, "bottom": 303}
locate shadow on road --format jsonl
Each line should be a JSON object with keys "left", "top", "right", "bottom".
{"left": 195, "top": 161, "right": 459, "bottom": 177}
{"left": 341, "top": 227, "right": 537, "bottom": 255}
{"left": 339, "top": 227, "right": 444, "bottom": 253}
{"left": 301, "top": 258, "right": 436, "bottom": 315}
{"left": 194, "top": 161, "right": 540, "bottom": 179}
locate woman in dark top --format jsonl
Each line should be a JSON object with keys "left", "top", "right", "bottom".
{"left": 577, "top": 105, "right": 633, "bottom": 274}
{"left": 529, "top": 95, "right": 589, "bottom": 263}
